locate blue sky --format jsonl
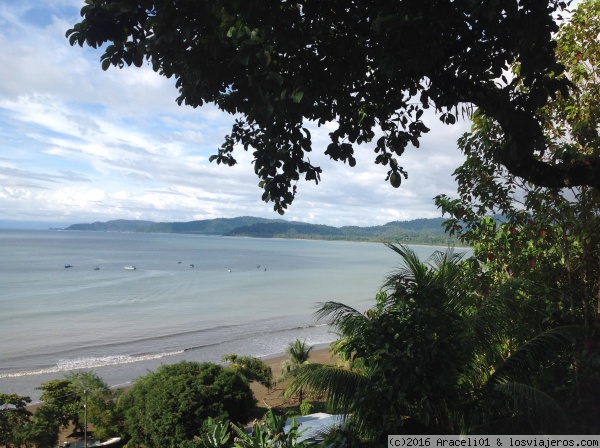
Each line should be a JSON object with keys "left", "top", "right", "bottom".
{"left": 0, "top": 0, "right": 476, "bottom": 227}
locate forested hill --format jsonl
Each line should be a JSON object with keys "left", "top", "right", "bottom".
{"left": 227, "top": 218, "right": 454, "bottom": 245}
{"left": 64, "top": 216, "right": 282, "bottom": 233}
{"left": 63, "top": 216, "right": 457, "bottom": 245}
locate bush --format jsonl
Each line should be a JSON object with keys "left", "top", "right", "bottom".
{"left": 122, "top": 361, "right": 255, "bottom": 448}
{"left": 223, "top": 354, "right": 273, "bottom": 389}
{"left": 300, "top": 401, "right": 314, "bottom": 416}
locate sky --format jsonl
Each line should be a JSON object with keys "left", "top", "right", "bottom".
{"left": 0, "top": 0, "right": 475, "bottom": 228}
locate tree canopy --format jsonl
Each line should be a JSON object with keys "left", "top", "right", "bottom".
{"left": 66, "top": 0, "right": 594, "bottom": 214}
{"left": 286, "top": 245, "right": 580, "bottom": 441}
{"left": 0, "top": 393, "right": 32, "bottom": 448}
{"left": 31, "top": 371, "right": 123, "bottom": 446}
{"left": 434, "top": 0, "right": 600, "bottom": 433}
{"left": 222, "top": 353, "right": 273, "bottom": 388}
{"left": 122, "top": 361, "right": 255, "bottom": 447}
{"left": 435, "top": 0, "right": 600, "bottom": 319}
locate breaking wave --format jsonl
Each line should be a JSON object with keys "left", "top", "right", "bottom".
{"left": 0, "top": 351, "right": 184, "bottom": 379}
{"left": 0, "top": 323, "right": 334, "bottom": 380}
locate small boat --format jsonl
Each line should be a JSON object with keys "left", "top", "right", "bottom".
{"left": 64, "top": 264, "right": 73, "bottom": 268}
{"left": 178, "top": 261, "right": 182, "bottom": 264}
{"left": 93, "top": 267, "right": 100, "bottom": 270}
{"left": 124, "top": 265, "right": 136, "bottom": 270}
{"left": 190, "top": 264, "right": 194, "bottom": 268}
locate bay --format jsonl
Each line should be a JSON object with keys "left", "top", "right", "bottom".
{"left": 0, "top": 229, "right": 464, "bottom": 402}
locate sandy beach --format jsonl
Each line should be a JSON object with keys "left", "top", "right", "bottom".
{"left": 251, "top": 346, "right": 339, "bottom": 408}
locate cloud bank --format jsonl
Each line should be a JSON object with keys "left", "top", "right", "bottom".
{"left": 0, "top": 0, "right": 469, "bottom": 227}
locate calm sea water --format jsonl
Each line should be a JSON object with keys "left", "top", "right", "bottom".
{"left": 0, "top": 230, "right": 460, "bottom": 402}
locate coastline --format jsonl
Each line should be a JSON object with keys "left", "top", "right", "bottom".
{"left": 25, "top": 345, "right": 338, "bottom": 413}
{"left": 28, "top": 346, "right": 339, "bottom": 445}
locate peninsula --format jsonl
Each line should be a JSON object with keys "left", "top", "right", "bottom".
{"left": 62, "top": 216, "right": 457, "bottom": 246}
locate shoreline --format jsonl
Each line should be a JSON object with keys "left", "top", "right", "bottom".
{"left": 24, "top": 345, "right": 337, "bottom": 412}
{"left": 3, "top": 322, "right": 340, "bottom": 406}
{"left": 2, "top": 231, "right": 435, "bottom": 416}
{"left": 47, "top": 227, "right": 467, "bottom": 248}
{"left": 29, "top": 346, "right": 339, "bottom": 444}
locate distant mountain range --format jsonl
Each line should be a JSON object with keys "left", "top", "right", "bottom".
{"left": 62, "top": 216, "right": 459, "bottom": 246}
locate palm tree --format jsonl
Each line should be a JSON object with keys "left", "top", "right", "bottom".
{"left": 285, "top": 244, "right": 578, "bottom": 442}
{"left": 278, "top": 339, "right": 313, "bottom": 404}
{"left": 222, "top": 354, "right": 273, "bottom": 388}
{"left": 231, "top": 408, "right": 310, "bottom": 448}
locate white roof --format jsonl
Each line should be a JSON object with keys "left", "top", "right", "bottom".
{"left": 284, "top": 413, "right": 345, "bottom": 442}
{"left": 90, "top": 437, "right": 121, "bottom": 446}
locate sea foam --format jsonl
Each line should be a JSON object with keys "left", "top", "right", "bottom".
{"left": 0, "top": 351, "right": 184, "bottom": 379}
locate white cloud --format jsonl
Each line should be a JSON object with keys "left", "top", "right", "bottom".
{"left": 0, "top": 0, "right": 471, "bottom": 227}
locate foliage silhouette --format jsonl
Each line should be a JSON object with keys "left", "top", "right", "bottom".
{"left": 66, "top": 1, "right": 592, "bottom": 213}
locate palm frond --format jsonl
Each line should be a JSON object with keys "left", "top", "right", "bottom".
{"left": 483, "top": 278, "right": 546, "bottom": 329}
{"left": 467, "top": 295, "right": 521, "bottom": 361}
{"left": 314, "top": 302, "right": 372, "bottom": 349}
{"left": 428, "top": 246, "right": 465, "bottom": 268}
{"left": 276, "top": 360, "right": 297, "bottom": 384}
{"left": 428, "top": 246, "right": 467, "bottom": 288}
{"left": 285, "top": 339, "right": 313, "bottom": 364}
{"left": 382, "top": 243, "right": 430, "bottom": 287}
{"left": 465, "top": 278, "right": 564, "bottom": 371}
{"left": 314, "top": 301, "right": 364, "bottom": 325}
{"left": 489, "top": 326, "right": 583, "bottom": 384}
{"left": 285, "top": 363, "right": 366, "bottom": 415}
{"left": 490, "top": 381, "right": 568, "bottom": 434}
{"left": 382, "top": 244, "right": 471, "bottom": 311}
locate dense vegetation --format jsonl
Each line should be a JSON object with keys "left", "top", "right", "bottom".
{"left": 284, "top": 1, "right": 600, "bottom": 442}
{"left": 123, "top": 362, "right": 255, "bottom": 448}
{"left": 3, "top": 0, "right": 600, "bottom": 446}
{"left": 63, "top": 217, "right": 456, "bottom": 245}
{"left": 63, "top": 216, "right": 280, "bottom": 234}
{"left": 0, "top": 359, "right": 268, "bottom": 448}
{"left": 287, "top": 245, "right": 584, "bottom": 441}
{"left": 1, "top": 372, "right": 123, "bottom": 447}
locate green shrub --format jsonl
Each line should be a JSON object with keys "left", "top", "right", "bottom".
{"left": 300, "top": 401, "right": 314, "bottom": 416}
{"left": 122, "top": 361, "right": 255, "bottom": 448}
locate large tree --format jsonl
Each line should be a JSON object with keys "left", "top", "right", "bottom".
{"left": 122, "top": 361, "right": 255, "bottom": 448}
{"left": 286, "top": 245, "right": 579, "bottom": 441}
{"left": 36, "top": 371, "right": 120, "bottom": 441}
{"left": 0, "top": 393, "right": 32, "bottom": 448}
{"left": 435, "top": 0, "right": 600, "bottom": 432}
{"left": 435, "top": 0, "right": 600, "bottom": 330}
{"left": 67, "top": 0, "right": 594, "bottom": 214}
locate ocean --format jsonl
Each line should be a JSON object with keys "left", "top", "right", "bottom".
{"left": 0, "top": 229, "right": 461, "bottom": 403}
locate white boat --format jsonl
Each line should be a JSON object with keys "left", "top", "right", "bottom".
{"left": 124, "top": 265, "right": 136, "bottom": 270}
